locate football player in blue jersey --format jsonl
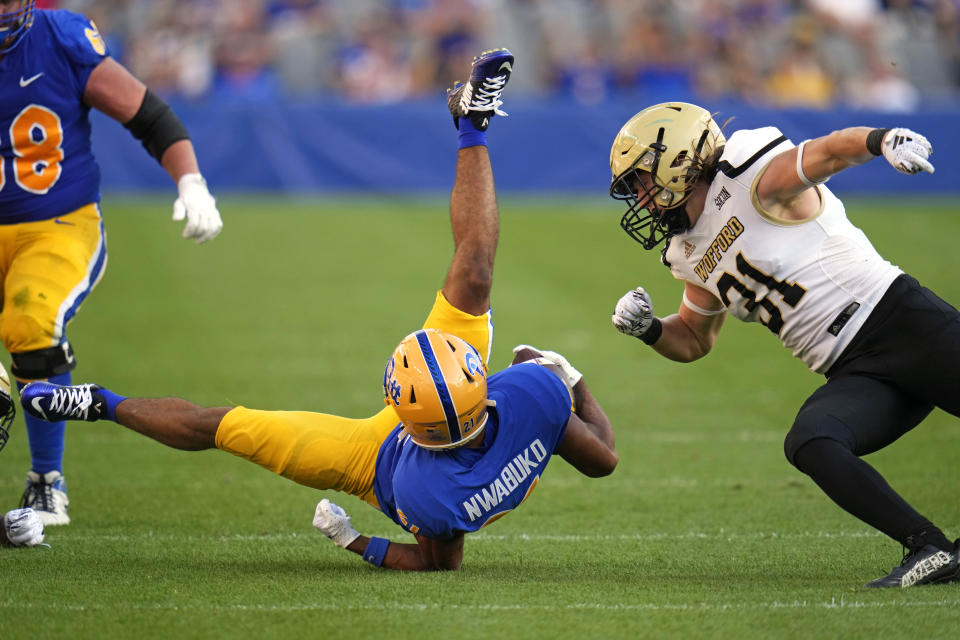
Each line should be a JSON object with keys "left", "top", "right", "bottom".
{"left": 18, "top": 49, "right": 619, "bottom": 568}
{"left": 0, "top": 1, "right": 222, "bottom": 526}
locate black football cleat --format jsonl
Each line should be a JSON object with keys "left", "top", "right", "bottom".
{"left": 447, "top": 47, "right": 514, "bottom": 131}
{"left": 865, "top": 542, "right": 960, "bottom": 588}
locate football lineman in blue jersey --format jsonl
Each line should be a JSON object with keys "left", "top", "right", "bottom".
{"left": 0, "top": 1, "right": 222, "bottom": 526}
{"left": 608, "top": 102, "right": 959, "bottom": 588}
{"left": 19, "top": 49, "right": 619, "bottom": 569}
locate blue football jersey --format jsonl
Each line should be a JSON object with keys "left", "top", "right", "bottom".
{"left": 0, "top": 10, "right": 109, "bottom": 223}
{"left": 373, "top": 363, "right": 573, "bottom": 539}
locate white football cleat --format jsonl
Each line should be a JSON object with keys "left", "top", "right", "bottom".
{"left": 21, "top": 470, "right": 70, "bottom": 526}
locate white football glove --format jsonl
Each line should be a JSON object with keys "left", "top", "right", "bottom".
{"left": 313, "top": 498, "right": 361, "bottom": 548}
{"left": 173, "top": 173, "right": 223, "bottom": 244}
{"left": 512, "top": 344, "right": 583, "bottom": 392}
{"left": 881, "top": 128, "right": 934, "bottom": 175}
{"left": 3, "top": 508, "right": 46, "bottom": 547}
{"left": 612, "top": 286, "right": 656, "bottom": 338}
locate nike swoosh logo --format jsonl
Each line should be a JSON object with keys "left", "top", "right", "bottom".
{"left": 498, "top": 62, "right": 512, "bottom": 73}
{"left": 30, "top": 396, "right": 48, "bottom": 421}
{"left": 53, "top": 219, "right": 75, "bottom": 226}
{"left": 19, "top": 73, "right": 44, "bottom": 88}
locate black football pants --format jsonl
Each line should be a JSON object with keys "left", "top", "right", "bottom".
{"left": 784, "top": 274, "right": 960, "bottom": 548}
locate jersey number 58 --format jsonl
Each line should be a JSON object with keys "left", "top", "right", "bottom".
{"left": 0, "top": 105, "right": 65, "bottom": 195}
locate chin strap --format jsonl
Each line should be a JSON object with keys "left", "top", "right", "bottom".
{"left": 661, "top": 204, "right": 692, "bottom": 236}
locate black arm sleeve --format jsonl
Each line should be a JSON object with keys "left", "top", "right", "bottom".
{"left": 122, "top": 89, "right": 190, "bottom": 163}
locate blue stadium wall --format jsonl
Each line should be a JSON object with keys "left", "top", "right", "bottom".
{"left": 90, "top": 98, "right": 960, "bottom": 195}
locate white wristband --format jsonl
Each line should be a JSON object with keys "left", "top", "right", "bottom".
{"left": 795, "top": 140, "right": 829, "bottom": 187}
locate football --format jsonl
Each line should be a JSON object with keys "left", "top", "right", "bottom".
{"left": 511, "top": 346, "right": 541, "bottom": 365}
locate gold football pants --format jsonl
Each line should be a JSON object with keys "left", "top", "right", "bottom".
{"left": 0, "top": 204, "right": 106, "bottom": 359}
{"left": 214, "top": 291, "right": 493, "bottom": 508}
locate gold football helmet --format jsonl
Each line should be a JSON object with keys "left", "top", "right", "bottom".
{"left": 383, "top": 328, "right": 489, "bottom": 450}
{"left": 609, "top": 102, "right": 725, "bottom": 249}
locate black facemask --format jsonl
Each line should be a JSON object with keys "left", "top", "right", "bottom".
{"left": 610, "top": 167, "right": 691, "bottom": 250}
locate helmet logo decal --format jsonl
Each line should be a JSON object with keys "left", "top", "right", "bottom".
{"left": 464, "top": 349, "right": 483, "bottom": 378}
{"left": 414, "top": 331, "right": 462, "bottom": 442}
{"left": 383, "top": 357, "right": 402, "bottom": 405}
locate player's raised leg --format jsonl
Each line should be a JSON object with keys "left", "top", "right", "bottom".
{"left": 441, "top": 48, "right": 513, "bottom": 317}
{"left": 20, "top": 381, "right": 226, "bottom": 450}
{"left": 20, "top": 380, "right": 395, "bottom": 505}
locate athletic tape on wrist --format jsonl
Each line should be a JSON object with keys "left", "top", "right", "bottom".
{"left": 866, "top": 128, "right": 891, "bottom": 156}
{"left": 363, "top": 536, "right": 390, "bottom": 567}
{"left": 640, "top": 317, "right": 663, "bottom": 345}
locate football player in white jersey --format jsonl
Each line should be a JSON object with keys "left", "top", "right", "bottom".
{"left": 608, "top": 102, "right": 958, "bottom": 588}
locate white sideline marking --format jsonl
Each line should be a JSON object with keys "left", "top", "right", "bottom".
{"left": 1, "top": 598, "right": 959, "bottom": 613}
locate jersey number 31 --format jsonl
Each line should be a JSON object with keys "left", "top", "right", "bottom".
{"left": 717, "top": 252, "right": 808, "bottom": 335}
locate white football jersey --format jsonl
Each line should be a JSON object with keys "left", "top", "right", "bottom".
{"left": 663, "top": 126, "right": 902, "bottom": 373}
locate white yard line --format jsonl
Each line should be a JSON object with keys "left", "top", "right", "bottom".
{"left": 0, "top": 598, "right": 958, "bottom": 613}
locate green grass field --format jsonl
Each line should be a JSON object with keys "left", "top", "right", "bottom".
{"left": 1, "top": 194, "right": 959, "bottom": 639}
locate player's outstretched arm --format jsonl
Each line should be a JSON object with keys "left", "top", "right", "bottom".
{"left": 345, "top": 533, "right": 465, "bottom": 571}
{"left": 313, "top": 499, "right": 464, "bottom": 570}
{"left": 83, "top": 57, "right": 222, "bottom": 243}
{"left": 757, "top": 126, "right": 934, "bottom": 210}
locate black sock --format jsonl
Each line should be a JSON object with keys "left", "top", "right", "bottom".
{"left": 793, "top": 438, "right": 952, "bottom": 551}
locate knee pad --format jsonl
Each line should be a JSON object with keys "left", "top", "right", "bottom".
{"left": 783, "top": 413, "right": 854, "bottom": 470}
{"left": 10, "top": 342, "right": 77, "bottom": 380}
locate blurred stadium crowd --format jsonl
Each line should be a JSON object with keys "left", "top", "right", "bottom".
{"left": 50, "top": 0, "right": 960, "bottom": 110}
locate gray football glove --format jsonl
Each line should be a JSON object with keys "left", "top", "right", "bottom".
{"left": 612, "top": 286, "right": 656, "bottom": 338}
{"left": 3, "top": 508, "right": 47, "bottom": 547}
{"left": 313, "top": 499, "right": 361, "bottom": 548}
{"left": 881, "top": 128, "right": 934, "bottom": 175}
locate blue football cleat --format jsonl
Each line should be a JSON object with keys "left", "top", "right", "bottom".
{"left": 447, "top": 47, "right": 514, "bottom": 131}
{"left": 20, "top": 381, "right": 106, "bottom": 423}
{"left": 20, "top": 469, "right": 70, "bottom": 526}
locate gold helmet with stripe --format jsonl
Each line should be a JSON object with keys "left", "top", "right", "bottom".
{"left": 383, "top": 328, "right": 489, "bottom": 450}
{"left": 610, "top": 102, "right": 725, "bottom": 249}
